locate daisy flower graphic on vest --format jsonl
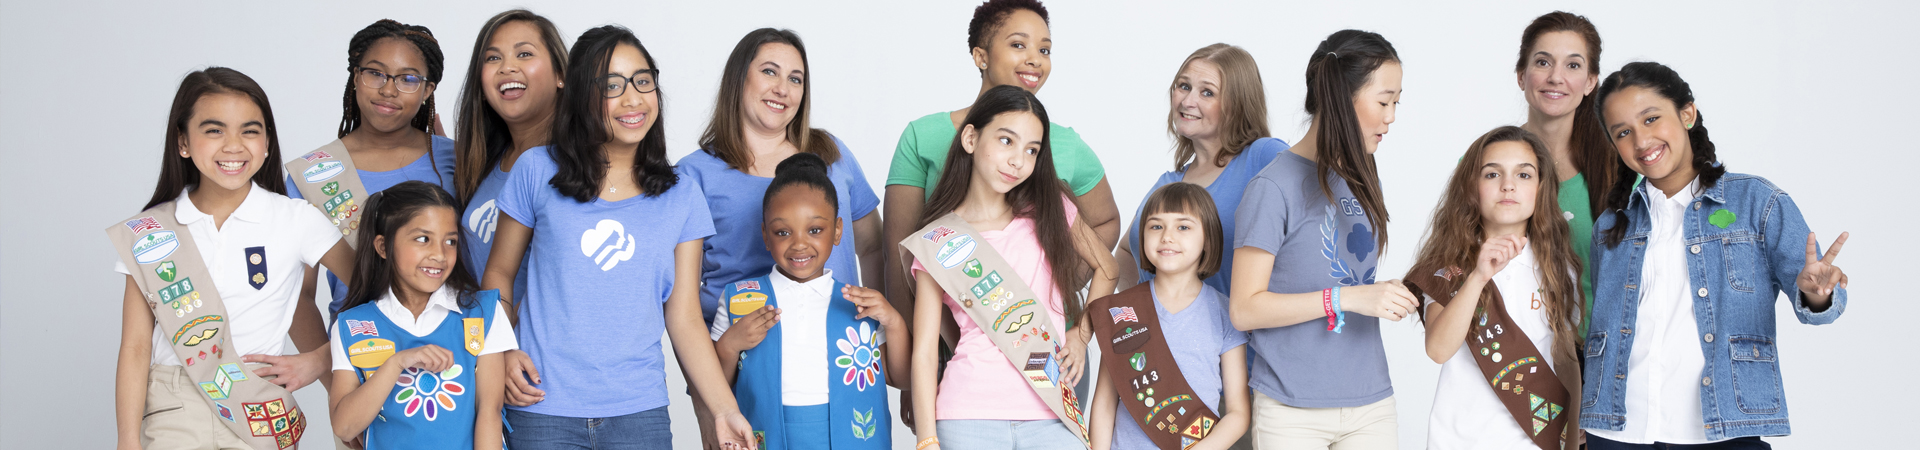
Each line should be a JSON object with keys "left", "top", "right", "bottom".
{"left": 835, "top": 322, "right": 882, "bottom": 391}
{"left": 393, "top": 365, "right": 466, "bottom": 420}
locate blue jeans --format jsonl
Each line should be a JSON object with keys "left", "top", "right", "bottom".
{"left": 504, "top": 406, "right": 672, "bottom": 450}
{"left": 1587, "top": 435, "right": 1770, "bottom": 450}
{"left": 937, "top": 419, "right": 1081, "bottom": 450}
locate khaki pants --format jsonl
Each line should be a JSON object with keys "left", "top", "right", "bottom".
{"left": 142, "top": 364, "right": 349, "bottom": 450}
{"left": 1250, "top": 391, "right": 1398, "bottom": 450}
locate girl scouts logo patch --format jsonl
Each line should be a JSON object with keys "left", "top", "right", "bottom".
{"left": 936, "top": 235, "right": 976, "bottom": 268}
{"left": 302, "top": 160, "right": 345, "bottom": 183}
{"left": 347, "top": 338, "right": 397, "bottom": 368}
{"left": 132, "top": 231, "right": 180, "bottom": 264}
{"left": 246, "top": 247, "right": 267, "bottom": 289}
{"left": 728, "top": 291, "right": 769, "bottom": 323}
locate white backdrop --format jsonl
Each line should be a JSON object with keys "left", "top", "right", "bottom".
{"left": 3, "top": 1, "right": 1913, "bottom": 448}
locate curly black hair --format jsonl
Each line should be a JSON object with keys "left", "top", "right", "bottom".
{"left": 967, "top": 0, "right": 1049, "bottom": 52}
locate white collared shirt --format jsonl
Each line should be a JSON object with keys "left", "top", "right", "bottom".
{"left": 710, "top": 269, "right": 858, "bottom": 406}
{"left": 1590, "top": 178, "right": 1715, "bottom": 445}
{"left": 1424, "top": 243, "right": 1561, "bottom": 449}
{"left": 114, "top": 185, "right": 343, "bottom": 366}
{"left": 328, "top": 285, "right": 519, "bottom": 372}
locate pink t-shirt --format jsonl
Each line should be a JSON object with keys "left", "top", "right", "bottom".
{"left": 912, "top": 199, "right": 1079, "bottom": 420}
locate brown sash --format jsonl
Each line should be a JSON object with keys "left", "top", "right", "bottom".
{"left": 898, "top": 214, "right": 1089, "bottom": 448}
{"left": 284, "top": 140, "right": 368, "bottom": 249}
{"left": 107, "top": 202, "right": 308, "bottom": 449}
{"left": 1408, "top": 265, "right": 1578, "bottom": 450}
{"left": 1088, "top": 284, "right": 1220, "bottom": 450}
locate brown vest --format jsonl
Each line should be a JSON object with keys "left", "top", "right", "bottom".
{"left": 1088, "top": 284, "right": 1221, "bottom": 450}
{"left": 284, "top": 140, "right": 369, "bottom": 249}
{"left": 107, "top": 202, "right": 308, "bottom": 449}
{"left": 1408, "top": 265, "right": 1580, "bottom": 450}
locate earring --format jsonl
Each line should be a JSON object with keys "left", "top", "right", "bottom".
{"left": 1685, "top": 123, "right": 1694, "bottom": 130}
{"left": 180, "top": 151, "right": 189, "bottom": 158}
{"left": 556, "top": 81, "right": 564, "bottom": 88}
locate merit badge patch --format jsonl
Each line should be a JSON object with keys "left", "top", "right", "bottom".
{"left": 154, "top": 260, "right": 177, "bottom": 282}
{"left": 963, "top": 259, "right": 984, "bottom": 278}
{"left": 1022, "top": 352, "right": 1060, "bottom": 388}
{"left": 464, "top": 317, "right": 485, "bottom": 356}
{"left": 320, "top": 181, "right": 340, "bottom": 196}
{"left": 217, "top": 403, "right": 236, "bottom": 422}
{"left": 172, "top": 315, "right": 224, "bottom": 344}
{"left": 245, "top": 246, "right": 267, "bottom": 289}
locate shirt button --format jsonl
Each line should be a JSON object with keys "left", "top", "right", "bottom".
{"left": 1697, "top": 287, "right": 1709, "bottom": 297}
{"left": 1693, "top": 202, "right": 1702, "bottom": 211}
{"left": 1704, "top": 333, "right": 1715, "bottom": 343}
{"left": 1702, "top": 376, "right": 1712, "bottom": 386}
{"left": 1690, "top": 244, "right": 1702, "bottom": 254}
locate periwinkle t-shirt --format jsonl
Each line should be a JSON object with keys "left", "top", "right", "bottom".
{"left": 288, "top": 135, "right": 457, "bottom": 312}
{"left": 1127, "top": 137, "right": 1287, "bottom": 294}
{"left": 676, "top": 137, "right": 880, "bottom": 322}
{"left": 1232, "top": 150, "right": 1392, "bottom": 408}
{"left": 1110, "top": 283, "right": 1248, "bottom": 450}
{"left": 461, "top": 160, "right": 528, "bottom": 299}
{"left": 496, "top": 146, "right": 716, "bottom": 417}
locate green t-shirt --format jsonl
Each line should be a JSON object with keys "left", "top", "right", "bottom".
{"left": 1560, "top": 172, "right": 1597, "bottom": 336}
{"left": 884, "top": 111, "right": 1105, "bottom": 197}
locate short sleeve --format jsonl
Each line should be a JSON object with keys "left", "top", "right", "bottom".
{"left": 1049, "top": 124, "right": 1106, "bottom": 196}
{"left": 834, "top": 139, "right": 881, "bottom": 221}
{"left": 294, "top": 202, "right": 345, "bottom": 266}
{"left": 480, "top": 300, "right": 520, "bottom": 355}
{"left": 431, "top": 136, "right": 458, "bottom": 192}
{"left": 285, "top": 174, "right": 305, "bottom": 200}
{"left": 677, "top": 183, "right": 717, "bottom": 244}
{"left": 496, "top": 151, "right": 549, "bottom": 229}
{"left": 329, "top": 324, "right": 351, "bottom": 372}
{"left": 1233, "top": 176, "right": 1291, "bottom": 254}
{"left": 709, "top": 308, "right": 731, "bottom": 341}
{"left": 1215, "top": 293, "right": 1248, "bottom": 354}
{"left": 114, "top": 260, "right": 131, "bottom": 275}
{"left": 884, "top": 120, "right": 930, "bottom": 189}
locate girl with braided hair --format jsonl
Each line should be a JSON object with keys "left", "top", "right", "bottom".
{"left": 285, "top": 19, "right": 458, "bottom": 316}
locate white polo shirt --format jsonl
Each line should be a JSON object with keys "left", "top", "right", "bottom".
{"left": 711, "top": 269, "right": 875, "bottom": 406}
{"left": 1590, "top": 178, "right": 1714, "bottom": 445}
{"left": 114, "top": 185, "right": 343, "bottom": 366}
{"left": 328, "top": 285, "right": 519, "bottom": 372}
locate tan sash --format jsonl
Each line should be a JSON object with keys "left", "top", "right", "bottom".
{"left": 284, "top": 140, "right": 368, "bottom": 249}
{"left": 107, "top": 202, "right": 308, "bottom": 449}
{"left": 1408, "top": 265, "right": 1579, "bottom": 450}
{"left": 1088, "top": 284, "right": 1220, "bottom": 450}
{"left": 899, "top": 214, "right": 1089, "bottom": 448}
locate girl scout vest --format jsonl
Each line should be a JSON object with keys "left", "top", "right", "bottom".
{"left": 722, "top": 272, "right": 889, "bottom": 450}
{"left": 107, "top": 203, "right": 308, "bottom": 450}
{"left": 1087, "top": 284, "right": 1220, "bottom": 450}
{"left": 1407, "top": 265, "right": 1580, "bottom": 450}
{"left": 285, "top": 140, "right": 370, "bottom": 249}
{"left": 335, "top": 289, "right": 498, "bottom": 450}
{"left": 899, "top": 214, "right": 1090, "bottom": 448}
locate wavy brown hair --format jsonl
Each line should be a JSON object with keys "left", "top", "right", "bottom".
{"left": 1168, "top": 43, "right": 1270, "bottom": 170}
{"left": 1407, "top": 126, "right": 1582, "bottom": 358}
{"left": 698, "top": 28, "right": 838, "bottom": 171}
{"left": 1517, "top": 11, "right": 1618, "bottom": 217}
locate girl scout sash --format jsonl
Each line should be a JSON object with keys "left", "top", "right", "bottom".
{"left": 723, "top": 273, "right": 889, "bottom": 450}
{"left": 1087, "top": 284, "right": 1219, "bottom": 450}
{"left": 336, "top": 289, "right": 498, "bottom": 449}
{"left": 107, "top": 203, "right": 308, "bottom": 450}
{"left": 898, "top": 214, "right": 1090, "bottom": 448}
{"left": 285, "top": 140, "right": 369, "bottom": 249}
{"left": 1407, "top": 265, "right": 1579, "bottom": 450}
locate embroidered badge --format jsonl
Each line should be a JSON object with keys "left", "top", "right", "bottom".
{"left": 1110, "top": 306, "right": 1139, "bottom": 323}
{"left": 347, "top": 338, "right": 397, "bottom": 369}
{"left": 963, "top": 259, "right": 984, "bottom": 278}
{"left": 245, "top": 246, "right": 267, "bottom": 289}
{"left": 172, "top": 315, "right": 224, "bottom": 344}
{"left": 936, "top": 235, "right": 977, "bottom": 268}
{"left": 1709, "top": 209, "right": 1737, "bottom": 228}
{"left": 217, "top": 403, "right": 236, "bottom": 422}
{"left": 320, "top": 181, "right": 340, "bottom": 196}
{"left": 921, "top": 226, "right": 956, "bottom": 243}
{"left": 303, "top": 160, "right": 345, "bottom": 183}
{"left": 1022, "top": 352, "right": 1059, "bottom": 388}
{"left": 728, "top": 291, "right": 769, "bottom": 323}
{"left": 301, "top": 150, "right": 334, "bottom": 162}
{"left": 345, "top": 319, "right": 379, "bottom": 337}
{"left": 734, "top": 280, "right": 762, "bottom": 292}
{"left": 220, "top": 363, "right": 249, "bottom": 382}
{"left": 850, "top": 407, "right": 878, "bottom": 440}
{"left": 395, "top": 366, "right": 466, "bottom": 421}
{"left": 969, "top": 271, "right": 1004, "bottom": 299}
{"left": 835, "top": 322, "right": 882, "bottom": 391}
{"left": 464, "top": 318, "right": 485, "bottom": 356}
{"left": 182, "top": 328, "right": 219, "bottom": 346}
{"left": 994, "top": 299, "right": 1036, "bottom": 332}
{"left": 132, "top": 230, "right": 180, "bottom": 265}
{"left": 158, "top": 277, "right": 202, "bottom": 318}
{"left": 154, "top": 260, "right": 177, "bottom": 282}
{"left": 126, "top": 216, "right": 163, "bottom": 233}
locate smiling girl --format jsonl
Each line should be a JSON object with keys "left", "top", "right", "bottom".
{"left": 452, "top": 9, "right": 566, "bottom": 289}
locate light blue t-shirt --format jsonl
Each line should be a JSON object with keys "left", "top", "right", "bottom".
{"left": 675, "top": 138, "right": 880, "bottom": 323}
{"left": 289, "top": 135, "right": 457, "bottom": 313}
{"left": 496, "top": 146, "right": 716, "bottom": 417}
{"left": 1110, "top": 283, "right": 1247, "bottom": 450}
{"left": 461, "top": 159, "right": 528, "bottom": 298}
{"left": 1127, "top": 137, "right": 1287, "bottom": 294}
{"left": 1232, "top": 151, "right": 1392, "bottom": 408}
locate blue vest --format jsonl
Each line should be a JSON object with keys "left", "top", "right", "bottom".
{"left": 722, "top": 273, "right": 890, "bottom": 450}
{"left": 337, "top": 290, "right": 498, "bottom": 450}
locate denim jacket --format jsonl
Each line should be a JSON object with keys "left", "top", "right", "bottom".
{"left": 1580, "top": 172, "right": 1846, "bottom": 440}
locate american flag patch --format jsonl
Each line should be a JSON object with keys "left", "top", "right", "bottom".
{"left": 345, "top": 319, "right": 379, "bottom": 337}
{"left": 734, "top": 280, "right": 761, "bottom": 291}
{"left": 301, "top": 150, "right": 333, "bottom": 162}
{"left": 1110, "top": 306, "right": 1138, "bottom": 323}
{"left": 922, "top": 226, "right": 956, "bottom": 243}
{"left": 125, "top": 216, "right": 162, "bottom": 233}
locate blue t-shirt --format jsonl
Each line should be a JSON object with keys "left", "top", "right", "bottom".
{"left": 461, "top": 160, "right": 528, "bottom": 298}
{"left": 496, "top": 146, "right": 716, "bottom": 417}
{"left": 1110, "top": 283, "right": 1247, "bottom": 450}
{"left": 289, "top": 135, "right": 457, "bottom": 312}
{"left": 675, "top": 138, "right": 880, "bottom": 323}
{"left": 1127, "top": 138, "right": 1287, "bottom": 294}
{"left": 1232, "top": 150, "right": 1392, "bottom": 408}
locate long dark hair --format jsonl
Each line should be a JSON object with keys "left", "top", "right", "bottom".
{"left": 700, "top": 28, "right": 839, "bottom": 171}
{"left": 920, "top": 85, "right": 1085, "bottom": 324}
{"left": 338, "top": 19, "right": 444, "bottom": 140}
{"left": 453, "top": 9, "right": 568, "bottom": 203}
{"left": 1517, "top": 11, "right": 1619, "bottom": 217}
{"left": 549, "top": 25, "right": 677, "bottom": 202}
{"left": 340, "top": 180, "right": 479, "bottom": 313}
{"left": 1406, "top": 126, "right": 1582, "bottom": 361}
{"left": 1304, "top": 29, "right": 1397, "bottom": 250}
{"left": 145, "top": 67, "right": 287, "bottom": 210}
{"left": 1593, "top": 61, "right": 1724, "bottom": 247}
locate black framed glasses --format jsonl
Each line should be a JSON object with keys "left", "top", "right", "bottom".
{"left": 354, "top": 67, "right": 426, "bottom": 93}
{"left": 603, "top": 69, "right": 660, "bottom": 98}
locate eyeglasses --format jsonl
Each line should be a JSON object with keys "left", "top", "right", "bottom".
{"left": 354, "top": 67, "right": 426, "bottom": 93}
{"left": 603, "top": 70, "right": 660, "bottom": 98}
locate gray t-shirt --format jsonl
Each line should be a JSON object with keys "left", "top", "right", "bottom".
{"left": 1231, "top": 151, "right": 1393, "bottom": 408}
{"left": 1110, "top": 284, "right": 1249, "bottom": 450}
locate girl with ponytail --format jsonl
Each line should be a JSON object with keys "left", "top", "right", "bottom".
{"left": 1227, "top": 29, "right": 1412, "bottom": 448}
{"left": 1581, "top": 61, "right": 1852, "bottom": 448}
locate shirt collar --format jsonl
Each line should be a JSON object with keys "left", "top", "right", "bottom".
{"left": 1644, "top": 176, "right": 1702, "bottom": 208}
{"left": 376, "top": 284, "right": 460, "bottom": 315}
{"left": 173, "top": 184, "right": 273, "bottom": 225}
{"left": 770, "top": 268, "right": 836, "bottom": 299}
